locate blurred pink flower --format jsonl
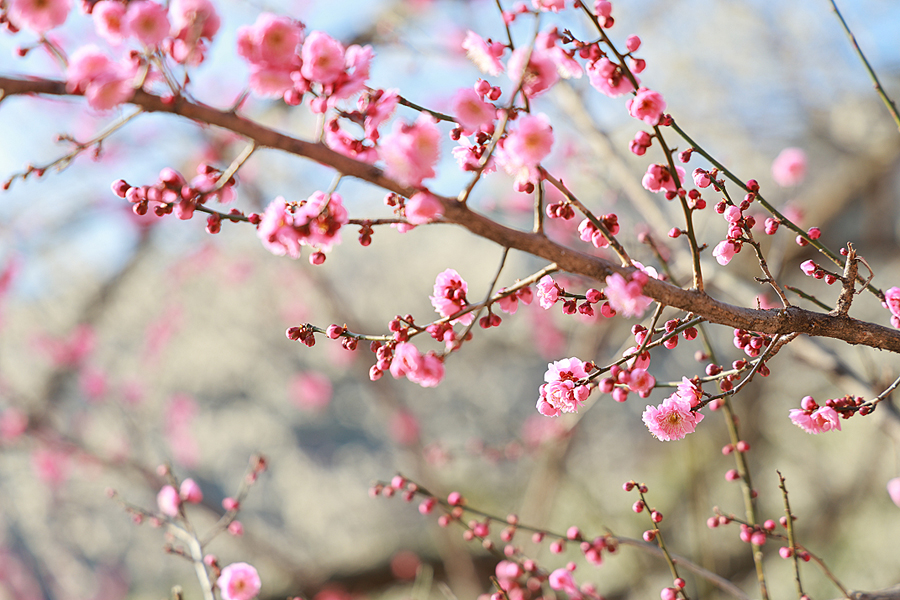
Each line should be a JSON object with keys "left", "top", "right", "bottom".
{"left": 8, "top": 0, "right": 71, "bottom": 32}
{"left": 157, "top": 485, "right": 181, "bottom": 517}
{"left": 217, "top": 562, "right": 261, "bottom": 600}
{"left": 887, "top": 478, "right": 900, "bottom": 508}
{"left": 772, "top": 147, "right": 807, "bottom": 187}
{"left": 289, "top": 372, "right": 333, "bottom": 411}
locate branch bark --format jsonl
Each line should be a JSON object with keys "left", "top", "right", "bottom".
{"left": 3, "top": 75, "right": 900, "bottom": 353}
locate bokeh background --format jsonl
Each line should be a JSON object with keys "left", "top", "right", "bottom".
{"left": 1, "top": 1, "right": 900, "bottom": 599}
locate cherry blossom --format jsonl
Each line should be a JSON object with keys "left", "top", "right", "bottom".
{"left": 217, "top": 562, "right": 261, "bottom": 600}
{"left": 301, "top": 31, "right": 345, "bottom": 85}
{"left": 641, "top": 164, "right": 685, "bottom": 193}
{"left": 533, "top": 0, "right": 565, "bottom": 12}
{"left": 712, "top": 240, "right": 738, "bottom": 266}
{"left": 256, "top": 197, "right": 302, "bottom": 258}
{"left": 93, "top": 1, "right": 128, "bottom": 45}
{"left": 507, "top": 46, "right": 559, "bottom": 98}
{"left": 587, "top": 58, "right": 638, "bottom": 98}
{"left": 389, "top": 343, "right": 445, "bottom": 388}
{"left": 642, "top": 395, "right": 705, "bottom": 441}
{"left": 179, "top": 479, "right": 203, "bottom": 503}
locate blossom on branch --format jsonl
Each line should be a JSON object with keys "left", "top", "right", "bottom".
{"left": 603, "top": 271, "right": 652, "bottom": 318}
{"left": 536, "top": 357, "right": 592, "bottom": 417}
{"left": 495, "top": 113, "right": 554, "bottom": 192}
{"left": 430, "top": 269, "right": 473, "bottom": 325}
{"left": 627, "top": 88, "right": 666, "bottom": 126}
{"left": 379, "top": 113, "right": 441, "bottom": 187}
{"left": 462, "top": 31, "right": 505, "bottom": 76}
{"left": 217, "top": 562, "right": 261, "bottom": 600}
{"left": 642, "top": 395, "right": 704, "bottom": 441}
{"left": 882, "top": 287, "right": 900, "bottom": 329}
{"left": 7, "top": 0, "right": 71, "bottom": 32}
{"left": 389, "top": 343, "right": 445, "bottom": 388}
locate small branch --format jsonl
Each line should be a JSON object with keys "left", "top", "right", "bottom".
{"left": 777, "top": 471, "right": 805, "bottom": 600}
{"left": 213, "top": 141, "right": 256, "bottom": 192}
{"left": 828, "top": 0, "right": 900, "bottom": 132}
{"left": 785, "top": 286, "right": 832, "bottom": 311}
{"left": 833, "top": 243, "right": 859, "bottom": 317}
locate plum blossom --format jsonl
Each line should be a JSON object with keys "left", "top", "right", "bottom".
{"left": 167, "top": 0, "right": 220, "bottom": 64}
{"left": 586, "top": 57, "right": 637, "bottom": 97}
{"left": 462, "top": 30, "right": 505, "bottom": 76}
{"left": 256, "top": 192, "right": 348, "bottom": 258}
{"left": 126, "top": 1, "right": 170, "bottom": 47}
{"left": 157, "top": 485, "right": 181, "bottom": 516}
{"left": 379, "top": 113, "right": 441, "bottom": 187}
{"left": 451, "top": 87, "right": 495, "bottom": 135}
{"left": 93, "top": 1, "right": 127, "bottom": 45}
{"left": 674, "top": 377, "right": 702, "bottom": 407}
{"left": 627, "top": 88, "right": 666, "bottom": 126}
{"left": 217, "top": 562, "right": 261, "bottom": 600}
{"left": 549, "top": 568, "right": 580, "bottom": 597}
{"left": 772, "top": 147, "right": 807, "bottom": 187}
{"left": 604, "top": 271, "right": 652, "bottom": 318}
{"left": 887, "top": 478, "right": 900, "bottom": 508}
{"left": 7, "top": 0, "right": 71, "bottom": 32}
{"left": 496, "top": 286, "right": 533, "bottom": 314}
{"left": 301, "top": 31, "right": 345, "bottom": 84}
{"left": 642, "top": 395, "right": 705, "bottom": 441}
{"left": 405, "top": 192, "right": 443, "bottom": 225}
{"left": 536, "top": 274, "right": 561, "bottom": 309}
{"left": 389, "top": 343, "right": 445, "bottom": 388}
{"left": 533, "top": 0, "right": 565, "bottom": 11}
{"left": 495, "top": 113, "right": 553, "bottom": 191}
{"left": 881, "top": 287, "right": 900, "bottom": 329}
{"left": 641, "top": 164, "right": 685, "bottom": 193}
{"left": 66, "top": 46, "right": 134, "bottom": 111}
{"left": 430, "top": 269, "right": 473, "bottom": 325}
{"left": 507, "top": 46, "right": 559, "bottom": 98}
{"left": 179, "top": 478, "right": 203, "bottom": 503}
{"left": 789, "top": 406, "right": 841, "bottom": 434}
{"left": 712, "top": 240, "right": 738, "bottom": 266}
{"left": 628, "top": 368, "right": 655, "bottom": 395}
{"left": 535, "top": 27, "right": 583, "bottom": 79}
{"left": 536, "top": 357, "right": 592, "bottom": 417}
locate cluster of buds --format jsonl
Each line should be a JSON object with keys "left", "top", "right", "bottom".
{"left": 578, "top": 213, "right": 620, "bottom": 249}
{"left": 732, "top": 329, "right": 773, "bottom": 358}
{"left": 799, "top": 259, "right": 839, "bottom": 285}
{"left": 112, "top": 165, "right": 239, "bottom": 223}
{"left": 286, "top": 324, "right": 317, "bottom": 347}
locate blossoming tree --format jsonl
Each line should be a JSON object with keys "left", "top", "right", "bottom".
{"left": 2, "top": 0, "right": 900, "bottom": 599}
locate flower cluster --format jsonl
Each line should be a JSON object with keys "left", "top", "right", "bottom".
{"left": 788, "top": 396, "right": 841, "bottom": 434}
{"left": 388, "top": 342, "right": 445, "bottom": 388}
{"left": 257, "top": 192, "right": 349, "bottom": 262}
{"left": 495, "top": 113, "right": 554, "bottom": 193}
{"left": 603, "top": 271, "right": 652, "bottom": 318}
{"left": 882, "top": 287, "right": 900, "bottom": 329}
{"left": 430, "top": 269, "right": 473, "bottom": 325}
{"left": 536, "top": 357, "right": 593, "bottom": 417}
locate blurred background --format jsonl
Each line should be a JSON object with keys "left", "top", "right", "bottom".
{"left": 1, "top": 0, "right": 900, "bottom": 599}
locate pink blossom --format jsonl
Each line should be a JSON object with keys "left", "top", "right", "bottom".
{"left": 180, "top": 478, "right": 203, "bottom": 503}
{"left": 789, "top": 406, "right": 841, "bottom": 434}
{"left": 724, "top": 205, "right": 742, "bottom": 224}
{"left": 674, "top": 377, "right": 702, "bottom": 407}
{"left": 289, "top": 372, "right": 333, "bottom": 411}
{"left": 217, "top": 562, "right": 261, "bottom": 600}
{"left": 628, "top": 368, "right": 655, "bottom": 395}
{"left": 67, "top": 46, "right": 134, "bottom": 110}
{"left": 586, "top": 58, "right": 637, "bottom": 98}
{"left": 157, "top": 485, "right": 181, "bottom": 516}
{"left": 537, "top": 357, "right": 591, "bottom": 417}
{"left": 712, "top": 240, "right": 738, "bottom": 266}
{"left": 430, "top": 268, "right": 474, "bottom": 325}
{"left": 32, "top": 447, "right": 70, "bottom": 487}
{"left": 93, "top": 1, "right": 128, "bottom": 45}
{"left": 496, "top": 113, "right": 553, "bottom": 191}
{"left": 301, "top": 31, "right": 345, "bottom": 85}
{"left": 257, "top": 197, "right": 302, "bottom": 258}
{"left": 361, "top": 88, "right": 399, "bottom": 140}
{"left": 405, "top": 192, "right": 443, "bottom": 225}
{"left": 604, "top": 272, "right": 652, "bottom": 318}
{"left": 536, "top": 274, "right": 561, "bottom": 309}
{"left": 496, "top": 286, "right": 532, "bottom": 314}
{"left": 451, "top": 87, "right": 495, "bottom": 135}
{"left": 293, "top": 191, "right": 348, "bottom": 252}
{"left": 169, "top": 0, "right": 220, "bottom": 40}
{"left": 549, "top": 569, "right": 580, "bottom": 597}
{"left": 7, "top": 0, "right": 71, "bottom": 32}
{"left": 165, "top": 393, "right": 199, "bottom": 467}
{"left": 507, "top": 46, "right": 559, "bottom": 98}
{"left": 641, "top": 164, "right": 685, "bottom": 193}
{"left": 627, "top": 88, "right": 666, "bottom": 126}
{"left": 379, "top": 113, "right": 441, "bottom": 187}
{"left": 237, "top": 13, "right": 303, "bottom": 69}
{"left": 535, "top": 27, "right": 583, "bottom": 79}
{"left": 389, "top": 343, "right": 444, "bottom": 388}
{"left": 126, "top": 1, "right": 170, "bottom": 47}
{"left": 882, "top": 287, "right": 900, "bottom": 329}
{"left": 887, "top": 478, "right": 900, "bottom": 508}
{"left": 248, "top": 66, "right": 295, "bottom": 98}
{"left": 0, "top": 408, "right": 28, "bottom": 442}
{"left": 692, "top": 168, "right": 711, "bottom": 188}
{"left": 642, "top": 395, "right": 705, "bottom": 441}
{"left": 800, "top": 260, "right": 817, "bottom": 277}
{"left": 327, "top": 43, "right": 374, "bottom": 103}
{"left": 533, "top": 0, "right": 565, "bottom": 11}
{"left": 462, "top": 30, "right": 504, "bottom": 76}
{"left": 771, "top": 147, "right": 807, "bottom": 187}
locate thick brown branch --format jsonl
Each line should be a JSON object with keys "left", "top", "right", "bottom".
{"left": 4, "top": 76, "right": 900, "bottom": 353}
